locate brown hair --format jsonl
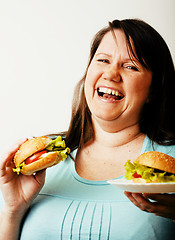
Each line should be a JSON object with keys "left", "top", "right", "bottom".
{"left": 65, "top": 19, "right": 175, "bottom": 150}
{"left": 65, "top": 27, "right": 109, "bottom": 150}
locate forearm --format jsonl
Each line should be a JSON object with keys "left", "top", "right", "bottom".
{"left": 0, "top": 206, "right": 25, "bottom": 240}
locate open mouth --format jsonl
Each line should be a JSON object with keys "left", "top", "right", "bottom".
{"left": 97, "top": 87, "right": 124, "bottom": 101}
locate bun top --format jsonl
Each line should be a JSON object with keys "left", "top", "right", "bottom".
{"left": 136, "top": 151, "right": 175, "bottom": 174}
{"left": 14, "top": 136, "right": 52, "bottom": 166}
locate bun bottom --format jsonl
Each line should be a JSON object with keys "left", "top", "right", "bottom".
{"left": 21, "top": 152, "right": 62, "bottom": 175}
{"left": 132, "top": 178, "right": 158, "bottom": 183}
{"left": 132, "top": 178, "right": 147, "bottom": 183}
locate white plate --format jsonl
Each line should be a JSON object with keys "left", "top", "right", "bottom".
{"left": 107, "top": 178, "right": 175, "bottom": 193}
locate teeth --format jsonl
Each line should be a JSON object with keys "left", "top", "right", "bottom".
{"left": 106, "top": 89, "right": 110, "bottom": 94}
{"left": 98, "top": 87, "right": 124, "bottom": 97}
{"left": 112, "top": 90, "right": 115, "bottom": 95}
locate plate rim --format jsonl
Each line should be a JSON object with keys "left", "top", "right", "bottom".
{"left": 107, "top": 178, "right": 175, "bottom": 193}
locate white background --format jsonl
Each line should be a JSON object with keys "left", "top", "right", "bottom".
{"left": 0, "top": 0, "right": 175, "bottom": 155}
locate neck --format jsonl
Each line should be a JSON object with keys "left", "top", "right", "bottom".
{"left": 91, "top": 119, "right": 143, "bottom": 148}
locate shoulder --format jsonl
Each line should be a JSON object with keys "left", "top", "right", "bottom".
{"left": 143, "top": 135, "right": 175, "bottom": 158}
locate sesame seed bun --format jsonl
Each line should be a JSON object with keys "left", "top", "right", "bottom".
{"left": 136, "top": 151, "right": 175, "bottom": 174}
{"left": 14, "top": 136, "right": 52, "bottom": 166}
{"left": 13, "top": 136, "right": 63, "bottom": 175}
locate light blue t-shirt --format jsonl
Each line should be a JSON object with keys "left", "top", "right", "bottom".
{"left": 0, "top": 135, "right": 175, "bottom": 239}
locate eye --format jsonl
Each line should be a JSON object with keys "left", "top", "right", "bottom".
{"left": 97, "top": 59, "right": 110, "bottom": 64}
{"left": 123, "top": 63, "right": 139, "bottom": 71}
{"left": 127, "top": 66, "right": 138, "bottom": 71}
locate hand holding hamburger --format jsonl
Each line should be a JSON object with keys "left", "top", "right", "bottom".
{"left": 13, "top": 136, "right": 70, "bottom": 175}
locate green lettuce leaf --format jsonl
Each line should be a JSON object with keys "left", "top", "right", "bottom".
{"left": 46, "top": 136, "right": 70, "bottom": 160}
{"left": 13, "top": 161, "right": 26, "bottom": 175}
{"left": 124, "top": 160, "right": 175, "bottom": 183}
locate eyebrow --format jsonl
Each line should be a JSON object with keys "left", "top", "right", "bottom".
{"left": 95, "top": 53, "right": 112, "bottom": 57}
{"left": 123, "top": 58, "right": 138, "bottom": 63}
{"left": 95, "top": 53, "right": 138, "bottom": 63}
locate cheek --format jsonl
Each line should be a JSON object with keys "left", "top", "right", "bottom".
{"left": 84, "top": 81, "right": 89, "bottom": 102}
{"left": 84, "top": 75, "right": 94, "bottom": 105}
{"left": 84, "top": 74, "right": 92, "bottom": 97}
{"left": 85, "top": 62, "right": 102, "bottom": 86}
{"left": 84, "top": 66, "right": 99, "bottom": 96}
{"left": 127, "top": 75, "right": 152, "bottom": 101}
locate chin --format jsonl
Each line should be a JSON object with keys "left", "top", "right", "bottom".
{"left": 92, "top": 104, "right": 124, "bottom": 121}
{"left": 92, "top": 110, "right": 140, "bottom": 131}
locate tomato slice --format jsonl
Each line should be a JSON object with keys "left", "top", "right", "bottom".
{"left": 25, "top": 150, "right": 47, "bottom": 165}
{"left": 132, "top": 172, "right": 142, "bottom": 178}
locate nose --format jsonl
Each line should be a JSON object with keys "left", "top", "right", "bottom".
{"left": 102, "top": 64, "right": 121, "bottom": 82}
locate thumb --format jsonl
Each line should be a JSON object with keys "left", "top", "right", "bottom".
{"left": 33, "top": 169, "right": 46, "bottom": 187}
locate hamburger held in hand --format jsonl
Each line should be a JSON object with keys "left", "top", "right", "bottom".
{"left": 13, "top": 136, "right": 70, "bottom": 175}
{"left": 124, "top": 151, "right": 175, "bottom": 183}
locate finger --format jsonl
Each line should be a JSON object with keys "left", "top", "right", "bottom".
{"left": 33, "top": 169, "right": 46, "bottom": 186}
{"left": 125, "top": 192, "right": 175, "bottom": 219}
{"left": 124, "top": 192, "right": 145, "bottom": 210}
{"left": 0, "top": 138, "right": 27, "bottom": 176}
{"left": 125, "top": 192, "right": 163, "bottom": 213}
{"left": 1, "top": 138, "right": 28, "bottom": 162}
{"left": 143, "top": 193, "right": 175, "bottom": 205}
{"left": 131, "top": 193, "right": 153, "bottom": 212}
{"left": 132, "top": 193, "right": 169, "bottom": 213}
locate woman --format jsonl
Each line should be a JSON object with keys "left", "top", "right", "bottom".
{"left": 0, "top": 19, "right": 175, "bottom": 240}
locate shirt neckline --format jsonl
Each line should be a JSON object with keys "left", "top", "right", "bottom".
{"left": 70, "top": 135, "right": 148, "bottom": 185}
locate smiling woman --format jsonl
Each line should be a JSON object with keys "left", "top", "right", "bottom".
{"left": 0, "top": 18, "right": 175, "bottom": 240}
{"left": 66, "top": 19, "right": 175, "bottom": 150}
{"left": 84, "top": 29, "right": 152, "bottom": 132}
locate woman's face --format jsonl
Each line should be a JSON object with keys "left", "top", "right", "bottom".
{"left": 84, "top": 30, "right": 152, "bottom": 132}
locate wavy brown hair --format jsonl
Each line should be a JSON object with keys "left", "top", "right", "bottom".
{"left": 65, "top": 19, "right": 175, "bottom": 150}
